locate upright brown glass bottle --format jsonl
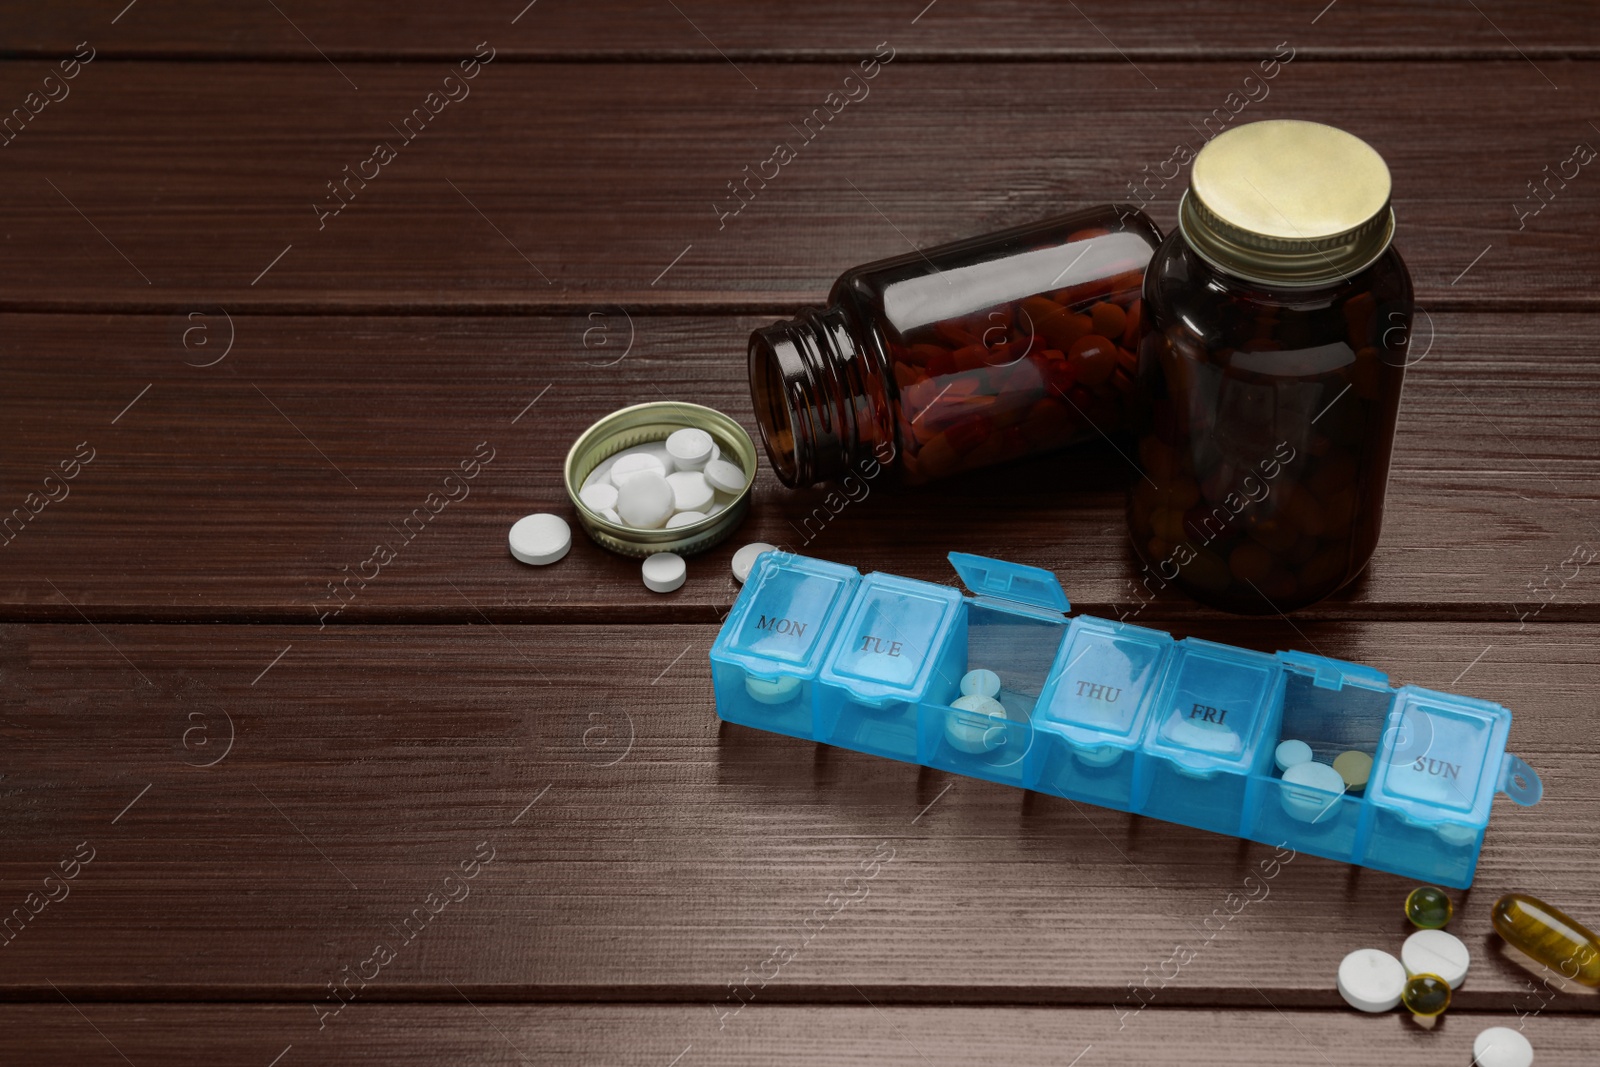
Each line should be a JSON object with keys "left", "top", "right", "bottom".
{"left": 1129, "top": 120, "right": 1413, "bottom": 614}
{"left": 749, "top": 206, "right": 1163, "bottom": 487}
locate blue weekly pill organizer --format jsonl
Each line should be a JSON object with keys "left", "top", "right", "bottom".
{"left": 710, "top": 550, "right": 1543, "bottom": 888}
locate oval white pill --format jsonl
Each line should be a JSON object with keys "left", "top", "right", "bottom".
{"left": 1337, "top": 948, "right": 1407, "bottom": 1013}
{"left": 579, "top": 482, "right": 619, "bottom": 512}
{"left": 666, "top": 470, "right": 715, "bottom": 512}
{"left": 745, "top": 673, "right": 802, "bottom": 705}
{"left": 665, "top": 427, "right": 715, "bottom": 471}
{"left": 609, "top": 451, "right": 667, "bottom": 487}
{"left": 704, "top": 457, "right": 748, "bottom": 494}
{"left": 508, "top": 513, "right": 571, "bottom": 566}
{"left": 1473, "top": 1026, "right": 1533, "bottom": 1067}
{"left": 1275, "top": 738, "right": 1314, "bottom": 773}
{"left": 665, "top": 510, "right": 708, "bottom": 529}
{"left": 960, "top": 668, "right": 1001, "bottom": 699}
{"left": 616, "top": 471, "right": 675, "bottom": 529}
{"left": 1402, "top": 929, "right": 1470, "bottom": 989}
{"left": 945, "top": 694, "right": 1007, "bottom": 754}
{"left": 1280, "top": 760, "right": 1346, "bottom": 823}
{"left": 642, "top": 552, "right": 686, "bottom": 593}
{"left": 732, "top": 542, "right": 777, "bottom": 583}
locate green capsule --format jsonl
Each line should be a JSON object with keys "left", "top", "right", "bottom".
{"left": 1404, "top": 886, "right": 1453, "bottom": 930}
{"left": 1401, "top": 973, "right": 1451, "bottom": 1017}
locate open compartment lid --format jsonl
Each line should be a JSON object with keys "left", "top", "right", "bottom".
{"left": 948, "top": 552, "right": 1069, "bottom": 614}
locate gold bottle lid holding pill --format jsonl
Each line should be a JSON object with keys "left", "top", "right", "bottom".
{"left": 1179, "top": 118, "right": 1396, "bottom": 287}
{"left": 564, "top": 401, "right": 759, "bottom": 558}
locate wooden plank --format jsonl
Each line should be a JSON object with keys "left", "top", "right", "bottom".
{"left": 0, "top": 1005, "right": 1593, "bottom": 1067}
{"left": 1, "top": 622, "right": 1594, "bottom": 1007}
{"left": 0, "top": 61, "right": 1593, "bottom": 312}
{"left": 7, "top": 1, "right": 1598, "bottom": 60}
{"left": 2, "top": 312, "right": 1596, "bottom": 623}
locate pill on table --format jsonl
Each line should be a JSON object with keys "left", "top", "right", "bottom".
{"left": 579, "top": 482, "right": 619, "bottom": 512}
{"left": 1402, "top": 928, "right": 1470, "bottom": 989}
{"left": 665, "top": 427, "right": 715, "bottom": 471}
{"left": 1400, "top": 973, "right": 1451, "bottom": 1017}
{"left": 1333, "top": 749, "right": 1373, "bottom": 789}
{"left": 1280, "top": 760, "right": 1346, "bottom": 822}
{"left": 617, "top": 471, "right": 675, "bottom": 529}
{"left": 665, "top": 511, "right": 707, "bottom": 529}
{"left": 1337, "top": 948, "right": 1407, "bottom": 1012}
{"left": 704, "top": 457, "right": 748, "bottom": 494}
{"left": 945, "top": 694, "right": 1007, "bottom": 754}
{"left": 732, "top": 542, "right": 777, "bottom": 583}
{"left": 666, "top": 470, "right": 715, "bottom": 512}
{"left": 745, "top": 673, "right": 802, "bottom": 705}
{"left": 641, "top": 552, "right": 686, "bottom": 593}
{"left": 508, "top": 513, "right": 571, "bottom": 566}
{"left": 1491, "top": 893, "right": 1600, "bottom": 987}
{"left": 1473, "top": 1026, "right": 1534, "bottom": 1067}
{"left": 1404, "top": 886, "right": 1453, "bottom": 930}
{"left": 960, "top": 668, "right": 1001, "bottom": 699}
{"left": 599, "top": 507, "right": 621, "bottom": 524}
{"left": 609, "top": 451, "right": 667, "bottom": 487}
{"left": 1275, "top": 738, "right": 1313, "bottom": 773}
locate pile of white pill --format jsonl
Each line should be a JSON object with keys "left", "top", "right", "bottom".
{"left": 944, "top": 668, "right": 1010, "bottom": 755}
{"left": 509, "top": 427, "right": 755, "bottom": 594}
{"left": 1273, "top": 738, "right": 1375, "bottom": 823}
{"left": 579, "top": 428, "right": 749, "bottom": 531}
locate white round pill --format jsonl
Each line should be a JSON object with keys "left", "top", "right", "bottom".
{"left": 704, "top": 457, "right": 748, "bottom": 494}
{"left": 598, "top": 507, "right": 621, "bottom": 524}
{"left": 1402, "top": 928, "right": 1470, "bottom": 989}
{"left": 665, "top": 510, "right": 708, "bottom": 529}
{"left": 616, "top": 471, "right": 675, "bottom": 529}
{"left": 1337, "top": 948, "right": 1407, "bottom": 1013}
{"left": 732, "top": 542, "right": 777, "bottom": 583}
{"left": 609, "top": 450, "right": 667, "bottom": 487}
{"left": 1275, "top": 739, "right": 1314, "bottom": 773}
{"left": 960, "top": 668, "right": 1002, "bottom": 699}
{"left": 642, "top": 552, "right": 686, "bottom": 593}
{"left": 945, "top": 694, "right": 1007, "bottom": 754}
{"left": 1473, "top": 1026, "right": 1533, "bottom": 1067}
{"left": 508, "top": 513, "right": 571, "bottom": 566}
{"left": 1076, "top": 743, "right": 1124, "bottom": 768}
{"left": 665, "top": 427, "right": 715, "bottom": 471}
{"left": 579, "top": 482, "right": 619, "bottom": 512}
{"left": 666, "top": 470, "right": 715, "bottom": 512}
{"left": 745, "top": 673, "right": 802, "bottom": 705}
{"left": 1280, "top": 760, "right": 1346, "bottom": 823}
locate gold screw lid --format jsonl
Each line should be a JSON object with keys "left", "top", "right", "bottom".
{"left": 1179, "top": 119, "right": 1396, "bottom": 287}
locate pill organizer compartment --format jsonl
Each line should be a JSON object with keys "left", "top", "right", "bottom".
{"left": 815, "top": 572, "right": 965, "bottom": 761}
{"left": 710, "top": 552, "right": 861, "bottom": 740}
{"left": 1243, "top": 653, "right": 1394, "bottom": 865}
{"left": 1135, "top": 640, "right": 1285, "bottom": 836}
{"left": 1027, "top": 617, "right": 1174, "bottom": 810}
{"left": 1361, "top": 686, "right": 1542, "bottom": 886}
{"left": 915, "top": 554, "right": 1072, "bottom": 786}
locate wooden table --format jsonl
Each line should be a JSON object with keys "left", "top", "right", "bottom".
{"left": 4, "top": 3, "right": 1597, "bottom": 1063}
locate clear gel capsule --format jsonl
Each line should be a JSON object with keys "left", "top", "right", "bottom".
{"left": 1491, "top": 893, "right": 1600, "bottom": 987}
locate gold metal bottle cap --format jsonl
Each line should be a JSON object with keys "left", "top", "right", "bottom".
{"left": 1179, "top": 119, "right": 1395, "bottom": 287}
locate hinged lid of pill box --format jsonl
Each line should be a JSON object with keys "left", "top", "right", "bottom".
{"left": 948, "top": 552, "right": 1070, "bottom": 616}
{"left": 1366, "top": 685, "right": 1542, "bottom": 827}
{"left": 712, "top": 552, "right": 861, "bottom": 679}
{"left": 1277, "top": 650, "right": 1389, "bottom": 691}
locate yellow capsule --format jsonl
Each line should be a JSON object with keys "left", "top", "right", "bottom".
{"left": 1491, "top": 893, "right": 1600, "bottom": 987}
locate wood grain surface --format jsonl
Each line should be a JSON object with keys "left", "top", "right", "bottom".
{"left": 5, "top": 3, "right": 1600, "bottom": 1063}
{"left": 0, "top": 1005, "right": 1595, "bottom": 1067}
{"left": 2, "top": 312, "right": 1595, "bottom": 622}
{"left": 2, "top": 623, "right": 1594, "bottom": 1010}
{"left": 0, "top": 62, "right": 1593, "bottom": 311}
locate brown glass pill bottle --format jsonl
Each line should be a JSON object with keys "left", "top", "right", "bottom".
{"left": 1130, "top": 120, "right": 1413, "bottom": 614}
{"left": 748, "top": 206, "right": 1162, "bottom": 487}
